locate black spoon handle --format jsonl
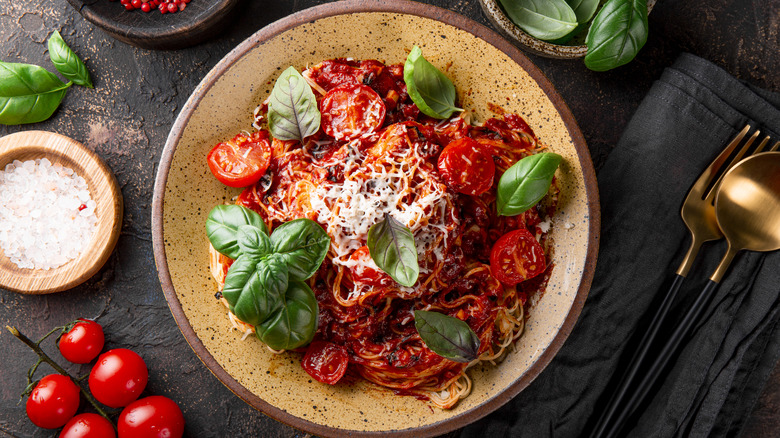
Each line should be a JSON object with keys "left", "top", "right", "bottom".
{"left": 596, "top": 279, "right": 720, "bottom": 438}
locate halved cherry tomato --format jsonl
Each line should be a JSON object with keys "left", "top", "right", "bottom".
{"left": 118, "top": 396, "right": 184, "bottom": 438}
{"left": 348, "top": 246, "right": 391, "bottom": 287}
{"left": 207, "top": 130, "right": 272, "bottom": 188}
{"left": 60, "top": 413, "right": 116, "bottom": 438}
{"left": 26, "top": 374, "right": 80, "bottom": 429}
{"left": 320, "top": 84, "right": 386, "bottom": 141}
{"left": 437, "top": 137, "right": 495, "bottom": 195}
{"left": 89, "top": 348, "right": 148, "bottom": 408}
{"left": 59, "top": 319, "right": 104, "bottom": 364}
{"left": 301, "top": 341, "right": 349, "bottom": 385}
{"left": 490, "top": 228, "right": 546, "bottom": 286}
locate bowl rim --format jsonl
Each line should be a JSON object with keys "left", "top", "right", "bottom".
{"left": 151, "top": 1, "right": 600, "bottom": 436}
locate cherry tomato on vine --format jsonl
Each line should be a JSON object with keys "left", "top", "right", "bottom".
{"left": 320, "top": 83, "right": 386, "bottom": 141}
{"left": 89, "top": 348, "right": 148, "bottom": 408}
{"left": 118, "top": 396, "right": 184, "bottom": 438}
{"left": 301, "top": 341, "right": 349, "bottom": 385}
{"left": 59, "top": 319, "right": 105, "bottom": 364}
{"left": 26, "top": 374, "right": 80, "bottom": 429}
{"left": 207, "top": 130, "right": 272, "bottom": 188}
{"left": 489, "top": 228, "right": 546, "bottom": 286}
{"left": 437, "top": 137, "right": 495, "bottom": 195}
{"left": 59, "top": 413, "right": 116, "bottom": 438}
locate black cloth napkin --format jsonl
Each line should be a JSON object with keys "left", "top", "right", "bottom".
{"left": 460, "top": 53, "right": 780, "bottom": 438}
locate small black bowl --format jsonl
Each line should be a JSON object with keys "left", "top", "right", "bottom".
{"left": 67, "top": 0, "right": 242, "bottom": 50}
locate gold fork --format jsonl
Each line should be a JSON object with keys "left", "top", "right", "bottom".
{"left": 591, "top": 125, "right": 779, "bottom": 438}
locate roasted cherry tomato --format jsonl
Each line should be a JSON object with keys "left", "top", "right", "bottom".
{"left": 301, "top": 341, "right": 349, "bottom": 385}
{"left": 26, "top": 374, "right": 80, "bottom": 429}
{"left": 207, "top": 130, "right": 272, "bottom": 188}
{"left": 118, "top": 396, "right": 184, "bottom": 438}
{"left": 89, "top": 348, "right": 148, "bottom": 408}
{"left": 490, "top": 228, "right": 546, "bottom": 286}
{"left": 60, "top": 413, "right": 116, "bottom": 438}
{"left": 348, "top": 246, "right": 391, "bottom": 287}
{"left": 59, "top": 319, "right": 105, "bottom": 364}
{"left": 437, "top": 137, "right": 495, "bottom": 195}
{"left": 320, "top": 84, "right": 386, "bottom": 141}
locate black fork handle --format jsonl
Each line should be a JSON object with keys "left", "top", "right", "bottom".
{"left": 593, "top": 279, "right": 720, "bottom": 438}
{"left": 590, "top": 274, "right": 685, "bottom": 437}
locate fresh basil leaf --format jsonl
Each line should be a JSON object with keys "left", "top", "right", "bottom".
{"left": 414, "top": 310, "right": 480, "bottom": 363}
{"left": 499, "top": 0, "right": 578, "bottom": 41}
{"left": 497, "top": 152, "right": 562, "bottom": 216}
{"left": 206, "top": 205, "right": 268, "bottom": 259}
{"left": 47, "top": 31, "right": 92, "bottom": 88}
{"left": 267, "top": 66, "right": 320, "bottom": 142}
{"left": 566, "top": 0, "right": 599, "bottom": 24}
{"left": 584, "top": 0, "right": 649, "bottom": 71}
{"left": 367, "top": 213, "right": 419, "bottom": 287}
{"left": 0, "top": 62, "right": 71, "bottom": 125}
{"left": 237, "top": 224, "right": 271, "bottom": 257}
{"left": 222, "top": 253, "right": 288, "bottom": 327}
{"left": 270, "top": 218, "right": 330, "bottom": 281}
{"left": 403, "top": 46, "right": 462, "bottom": 119}
{"left": 256, "top": 280, "right": 318, "bottom": 350}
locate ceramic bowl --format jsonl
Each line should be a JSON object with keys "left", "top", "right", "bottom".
{"left": 66, "top": 0, "right": 242, "bottom": 50}
{"left": 152, "top": 1, "right": 599, "bottom": 436}
{"left": 479, "top": 0, "right": 657, "bottom": 59}
{"left": 0, "top": 131, "right": 122, "bottom": 294}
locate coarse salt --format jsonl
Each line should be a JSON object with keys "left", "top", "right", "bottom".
{"left": 0, "top": 158, "right": 98, "bottom": 270}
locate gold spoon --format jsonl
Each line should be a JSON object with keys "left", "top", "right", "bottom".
{"left": 601, "top": 151, "right": 780, "bottom": 438}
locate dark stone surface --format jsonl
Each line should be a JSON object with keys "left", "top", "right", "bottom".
{"left": 0, "top": 0, "right": 777, "bottom": 436}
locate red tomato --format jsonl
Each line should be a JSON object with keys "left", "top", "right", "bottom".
{"left": 320, "top": 84, "right": 386, "bottom": 141}
{"left": 118, "top": 396, "right": 184, "bottom": 438}
{"left": 59, "top": 319, "right": 105, "bottom": 364}
{"left": 490, "top": 228, "right": 546, "bottom": 286}
{"left": 26, "top": 374, "right": 80, "bottom": 429}
{"left": 301, "top": 341, "right": 349, "bottom": 385}
{"left": 207, "top": 130, "right": 272, "bottom": 188}
{"left": 437, "top": 137, "right": 495, "bottom": 195}
{"left": 89, "top": 349, "right": 148, "bottom": 408}
{"left": 60, "top": 413, "right": 116, "bottom": 438}
{"left": 348, "top": 246, "right": 391, "bottom": 287}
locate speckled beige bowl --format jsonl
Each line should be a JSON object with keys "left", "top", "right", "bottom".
{"left": 152, "top": 1, "right": 599, "bottom": 436}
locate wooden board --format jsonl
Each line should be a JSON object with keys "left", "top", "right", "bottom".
{"left": 0, "top": 131, "right": 123, "bottom": 294}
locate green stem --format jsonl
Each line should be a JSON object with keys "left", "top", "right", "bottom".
{"left": 6, "top": 325, "right": 113, "bottom": 423}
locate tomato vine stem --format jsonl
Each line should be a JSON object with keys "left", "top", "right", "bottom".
{"left": 6, "top": 325, "right": 113, "bottom": 423}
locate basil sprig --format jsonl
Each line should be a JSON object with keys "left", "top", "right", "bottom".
{"left": 0, "top": 31, "right": 92, "bottom": 125}
{"left": 207, "top": 205, "right": 269, "bottom": 259}
{"left": 367, "top": 213, "right": 419, "bottom": 288}
{"left": 498, "top": 0, "right": 578, "bottom": 41}
{"left": 48, "top": 30, "right": 93, "bottom": 88}
{"left": 267, "top": 66, "right": 321, "bottom": 142}
{"left": 403, "top": 46, "right": 462, "bottom": 120}
{"left": 497, "top": 152, "right": 562, "bottom": 216}
{"left": 584, "top": 0, "right": 649, "bottom": 72}
{"left": 414, "top": 310, "right": 480, "bottom": 363}
{"left": 207, "top": 205, "right": 328, "bottom": 350}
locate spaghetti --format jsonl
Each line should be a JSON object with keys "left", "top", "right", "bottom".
{"left": 208, "top": 57, "right": 557, "bottom": 408}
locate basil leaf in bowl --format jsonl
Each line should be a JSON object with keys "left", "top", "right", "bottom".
{"left": 414, "top": 310, "right": 481, "bottom": 363}
{"left": 256, "top": 280, "right": 319, "bottom": 351}
{"left": 497, "top": 152, "right": 562, "bottom": 216}
{"left": 403, "top": 46, "right": 462, "bottom": 120}
{"left": 367, "top": 213, "right": 419, "bottom": 287}
{"left": 498, "top": 0, "right": 578, "bottom": 41}
{"left": 206, "top": 204, "right": 268, "bottom": 260}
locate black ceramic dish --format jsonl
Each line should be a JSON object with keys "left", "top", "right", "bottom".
{"left": 67, "top": 0, "right": 242, "bottom": 50}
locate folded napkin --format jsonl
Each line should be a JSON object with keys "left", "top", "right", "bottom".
{"left": 460, "top": 53, "right": 780, "bottom": 438}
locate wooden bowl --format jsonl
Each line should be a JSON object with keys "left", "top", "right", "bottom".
{"left": 479, "top": 0, "right": 656, "bottom": 59}
{"left": 152, "top": 1, "right": 599, "bottom": 436}
{"left": 0, "top": 131, "right": 122, "bottom": 294}
{"left": 66, "top": 0, "right": 242, "bottom": 50}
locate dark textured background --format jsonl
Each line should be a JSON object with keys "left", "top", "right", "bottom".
{"left": 0, "top": 0, "right": 778, "bottom": 436}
